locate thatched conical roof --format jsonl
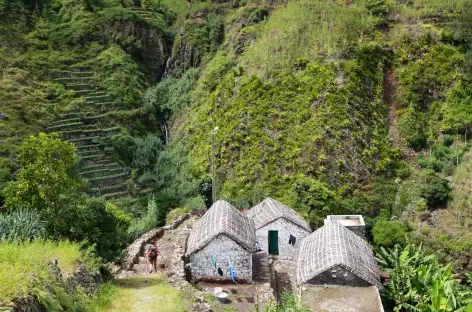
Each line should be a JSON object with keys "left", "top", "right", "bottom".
{"left": 247, "top": 197, "right": 311, "bottom": 232}
{"left": 186, "top": 200, "right": 256, "bottom": 255}
{"left": 297, "top": 222, "right": 382, "bottom": 288}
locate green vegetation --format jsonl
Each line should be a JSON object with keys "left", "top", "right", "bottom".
{"left": 89, "top": 275, "right": 190, "bottom": 312}
{"left": 372, "top": 219, "right": 410, "bottom": 248}
{"left": 377, "top": 243, "right": 472, "bottom": 311}
{"left": 0, "top": 240, "right": 89, "bottom": 302}
{"left": 3, "top": 0, "right": 472, "bottom": 308}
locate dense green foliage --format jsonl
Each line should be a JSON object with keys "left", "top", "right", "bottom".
{"left": 372, "top": 219, "right": 410, "bottom": 248}
{"left": 3, "top": 0, "right": 472, "bottom": 308}
{"left": 0, "top": 209, "right": 46, "bottom": 241}
{"left": 377, "top": 244, "right": 472, "bottom": 311}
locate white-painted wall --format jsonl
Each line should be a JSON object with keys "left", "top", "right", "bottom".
{"left": 255, "top": 218, "right": 310, "bottom": 261}
{"left": 189, "top": 234, "right": 252, "bottom": 282}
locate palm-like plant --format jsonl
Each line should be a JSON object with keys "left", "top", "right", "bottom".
{"left": 377, "top": 243, "right": 472, "bottom": 312}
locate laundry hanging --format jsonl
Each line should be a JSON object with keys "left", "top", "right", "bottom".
{"left": 211, "top": 256, "right": 217, "bottom": 269}
{"left": 217, "top": 267, "right": 223, "bottom": 276}
{"left": 229, "top": 266, "right": 236, "bottom": 282}
{"left": 289, "top": 235, "right": 297, "bottom": 246}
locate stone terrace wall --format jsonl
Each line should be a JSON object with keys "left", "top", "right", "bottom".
{"left": 122, "top": 213, "right": 191, "bottom": 271}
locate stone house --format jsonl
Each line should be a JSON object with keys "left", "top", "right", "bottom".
{"left": 297, "top": 222, "right": 382, "bottom": 287}
{"left": 186, "top": 200, "right": 257, "bottom": 282}
{"left": 246, "top": 198, "right": 311, "bottom": 261}
{"left": 296, "top": 222, "right": 384, "bottom": 311}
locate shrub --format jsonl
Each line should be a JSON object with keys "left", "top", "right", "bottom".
{"left": 420, "top": 172, "right": 451, "bottom": 207}
{"left": 0, "top": 209, "right": 46, "bottom": 241}
{"left": 71, "top": 199, "right": 128, "bottom": 261}
{"left": 111, "top": 133, "right": 136, "bottom": 166}
{"left": 372, "top": 219, "right": 410, "bottom": 248}
{"left": 398, "top": 106, "right": 427, "bottom": 150}
{"left": 133, "top": 134, "right": 162, "bottom": 172}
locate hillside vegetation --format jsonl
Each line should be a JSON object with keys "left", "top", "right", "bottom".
{"left": 1, "top": 0, "right": 472, "bottom": 309}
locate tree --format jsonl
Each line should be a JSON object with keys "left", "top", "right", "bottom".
{"left": 197, "top": 177, "right": 212, "bottom": 208}
{"left": 70, "top": 199, "right": 128, "bottom": 261}
{"left": 2, "top": 133, "right": 85, "bottom": 234}
{"left": 420, "top": 171, "right": 451, "bottom": 207}
{"left": 294, "top": 177, "right": 338, "bottom": 227}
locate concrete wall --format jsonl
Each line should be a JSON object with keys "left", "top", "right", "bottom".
{"left": 306, "top": 265, "right": 370, "bottom": 287}
{"left": 256, "top": 218, "right": 310, "bottom": 261}
{"left": 189, "top": 234, "right": 252, "bottom": 282}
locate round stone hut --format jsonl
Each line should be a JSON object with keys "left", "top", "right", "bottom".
{"left": 246, "top": 197, "right": 311, "bottom": 261}
{"left": 186, "top": 200, "right": 257, "bottom": 282}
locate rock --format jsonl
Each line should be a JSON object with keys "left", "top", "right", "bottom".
{"left": 0, "top": 113, "right": 8, "bottom": 120}
{"left": 192, "top": 303, "right": 213, "bottom": 312}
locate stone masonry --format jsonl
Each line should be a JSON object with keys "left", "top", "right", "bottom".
{"left": 256, "top": 218, "right": 310, "bottom": 261}
{"left": 189, "top": 234, "right": 252, "bottom": 282}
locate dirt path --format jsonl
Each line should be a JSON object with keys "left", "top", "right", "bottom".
{"left": 383, "top": 66, "right": 417, "bottom": 160}
{"left": 97, "top": 275, "right": 189, "bottom": 312}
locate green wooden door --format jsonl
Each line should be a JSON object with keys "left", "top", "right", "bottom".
{"left": 268, "top": 230, "right": 279, "bottom": 255}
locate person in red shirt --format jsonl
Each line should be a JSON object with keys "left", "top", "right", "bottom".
{"left": 146, "top": 240, "right": 159, "bottom": 273}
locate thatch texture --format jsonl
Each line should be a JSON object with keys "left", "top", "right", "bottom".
{"left": 186, "top": 200, "right": 256, "bottom": 255}
{"left": 247, "top": 197, "right": 311, "bottom": 232}
{"left": 297, "top": 222, "right": 382, "bottom": 288}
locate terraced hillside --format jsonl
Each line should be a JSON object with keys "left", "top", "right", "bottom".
{"left": 49, "top": 67, "right": 132, "bottom": 201}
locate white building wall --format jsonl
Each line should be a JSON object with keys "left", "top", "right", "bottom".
{"left": 256, "top": 218, "right": 310, "bottom": 261}
{"left": 189, "top": 234, "right": 252, "bottom": 282}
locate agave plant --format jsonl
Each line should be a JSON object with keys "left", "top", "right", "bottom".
{"left": 0, "top": 209, "right": 46, "bottom": 241}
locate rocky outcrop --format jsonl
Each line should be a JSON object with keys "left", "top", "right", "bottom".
{"left": 167, "top": 36, "right": 201, "bottom": 77}
{"left": 66, "top": 262, "right": 102, "bottom": 294}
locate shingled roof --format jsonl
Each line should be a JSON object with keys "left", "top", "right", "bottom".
{"left": 186, "top": 200, "right": 256, "bottom": 255}
{"left": 297, "top": 222, "right": 382, "bottom": 288}
{"left": 247, "top": 198, "right": 311, "bottom": 232}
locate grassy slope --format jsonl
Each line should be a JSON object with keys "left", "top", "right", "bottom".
{"left": 0, "top": 241, "right": 83, "bottom": 302}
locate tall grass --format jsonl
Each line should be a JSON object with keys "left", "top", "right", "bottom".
{"left": 394, "top": 0, "right": 472, "bottom": 18}
{"left": 0, "top": 240, "right": 82, "bottom": 302}
{"left": 242, "top": 0, "right": 378, "bottom": 75}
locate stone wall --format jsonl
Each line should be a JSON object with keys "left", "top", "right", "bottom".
{"left": 189, "top": 234, "right": 252, "bottom": 282}
{"left": 122, "top": 213, "right": 191, "bottom": 270}
{"left": 256, "top": 219, "right": 310, "bottom": 261}
{"left": 306, "top": 265, "right": 371, "bottom": 287}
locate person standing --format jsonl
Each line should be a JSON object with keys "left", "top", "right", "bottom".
{"left": 146, "top": 240, "right": 159, "bottom": 273}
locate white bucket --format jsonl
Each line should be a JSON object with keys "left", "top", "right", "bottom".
{"left": 215, "top": 292, "right": 228, "bottom": 303}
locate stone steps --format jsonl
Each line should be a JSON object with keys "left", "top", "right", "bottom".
{"left": 67, "top": 136, "right": 102, "bottom": 146}
{"left": 79, "top": 149, "right": 106, "bottom": 157}
{"left": 79, "top": 153, "right": 108, "bottom": 166}
{"left": 87, "top": 172, "right": 128, "bottom": 188}
{"left": 81, "top": 162, "right": 121, "bottom": 172}
{"left": 74, "top": 89, "right": 99, "bottom": 97}
{"left": 53, "top": 77, "right": 93, "bottom": 85}
{"left": 59, "top": 127, "right": 120, "bottom": 140}
{"left": 91, "top": 183, "right": 127, "bottom": 196}
{"left": 48, "top": 122, "right": 84, "bottom": 132}
{"left": 84, "top": 95, "right": 113, "bottom": 103}
{"left": 59, "top": 112, "right": 88, "bottom": 119}
{"left": 53, "top": 71, "right": 94, "bottom": 78}
{"left": 77, "top": 143, "right": 105, "bottom": 153}
{"left": 103, "top": 191, "right": 131, "bottom": 200}
{"left": 81, "top": 167, "right": 125, "bottom": 179}
{"left": 52, "top": 118, "right": 81, "bottom": 126}
{"left": 65, "top": 84, "right": 94, "bottom": 91}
